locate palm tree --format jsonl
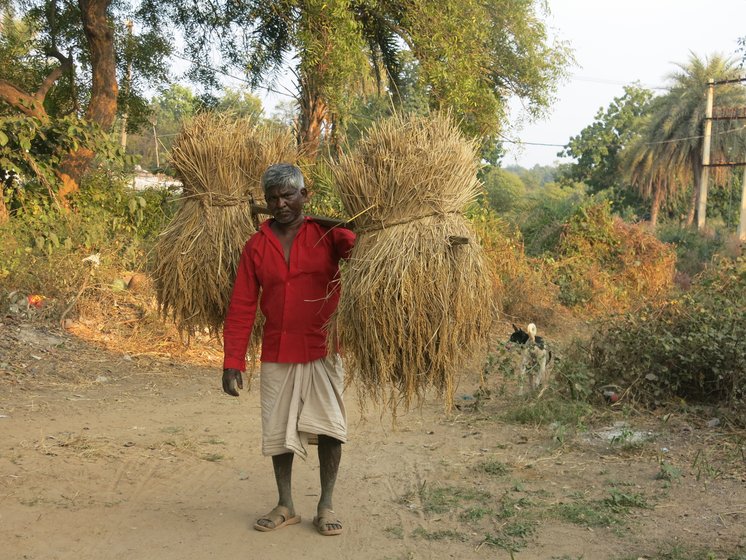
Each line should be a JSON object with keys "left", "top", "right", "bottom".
{"left": 622, "top": 53, "right": 746, "bottom": 228}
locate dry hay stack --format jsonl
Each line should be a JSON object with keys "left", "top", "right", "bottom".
{"left": 331, "top": 113, "right": 496, "bottom": 410}
{"left": 153, "top": 112, "right": 296, "bottom": 336}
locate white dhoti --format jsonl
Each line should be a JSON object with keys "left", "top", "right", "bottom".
{"left": 260, "top": 355, "right": 347, "bottom": 460}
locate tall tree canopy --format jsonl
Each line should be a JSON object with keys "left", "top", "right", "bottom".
{"left": 140, "top": 0, "right": 571, "bottom": 156}
{"left": 559, "top": 85, "right": 653, "bottom": 194}
{"left": 621, "top": 53, "right": 746, "bottom": 228}
{"left": 0, "top": 0, "right": 171, "bottom": 198}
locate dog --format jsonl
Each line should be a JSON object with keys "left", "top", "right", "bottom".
{"left": 509, "top": 323, "right": 550, "bottom": 393}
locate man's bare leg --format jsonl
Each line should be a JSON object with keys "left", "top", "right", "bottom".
{"left": 316, "top": 435, "right": 342, "bottom": 534}
{"left": 255, "top": 452, "right": 295, "bottom": 529}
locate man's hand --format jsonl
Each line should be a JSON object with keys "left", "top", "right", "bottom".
{"left": 222, "top": 368, "right": 243, "bottom": 397}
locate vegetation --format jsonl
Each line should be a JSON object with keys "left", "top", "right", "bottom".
{"left": 587, "top": 257, "right": 746, "bottom": 413}
{"left": 140, "top": 0, "right": 571, "bottom": 155}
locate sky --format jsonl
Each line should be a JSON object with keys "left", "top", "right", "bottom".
{"left": 252, "top": 0, "right": 746, "bottom": 169}
{"left": 500, "top": 0, "right": 746, "bottom": 168}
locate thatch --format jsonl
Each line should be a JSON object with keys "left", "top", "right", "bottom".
{"left": 330, "top": 113, "right": 497, "bottom": 411}
{"left": 152, "top": 112, "right": 296, "bottom": 337}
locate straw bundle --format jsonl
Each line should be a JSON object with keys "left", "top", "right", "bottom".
{"left": 153, "top": 112, "right": 296, "bottom": 337}
{"left": 331, "top": 113, "right": 497, "bottom": 410}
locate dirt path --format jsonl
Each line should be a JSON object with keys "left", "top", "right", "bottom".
{"left": 1, "top": 322, "right": 745, "bottom": 560}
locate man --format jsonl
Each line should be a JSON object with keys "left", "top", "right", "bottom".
{"left": 222, "top": 163, "right": 355, "bottom": 536}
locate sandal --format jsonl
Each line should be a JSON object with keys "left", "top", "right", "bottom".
{"left": 253, "top": 505, "right": 301, "bottom": 532}
{"left": 313, "top": 508, "right": 343, "bottom": 536}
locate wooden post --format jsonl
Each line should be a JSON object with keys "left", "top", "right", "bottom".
{"left": 697, "top": 79, "right": 714, "bottom": 231}
{"left": 153, "top": 121, "right": 160, "bottom": 169}
{"left": 738, "top": 169, "right": 746, "bottom": 242}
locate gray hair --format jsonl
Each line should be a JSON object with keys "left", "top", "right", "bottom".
{"left": 261, "top": 163, "right": 304, "bottom": 192}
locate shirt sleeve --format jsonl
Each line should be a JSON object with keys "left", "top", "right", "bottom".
{"left": 332, "top": 226, "right": 356, "bottom": 260}
{"left": 223, "top": 240, "right": 259, "bottom": 371}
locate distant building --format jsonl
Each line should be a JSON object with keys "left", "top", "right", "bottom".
{"left": 131, "top": 165, "right": 182, "bottom": 192}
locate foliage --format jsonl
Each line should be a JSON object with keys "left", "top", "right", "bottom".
{"left": 621, "top": 53, "right": 746, "bottom": 226}
{"left": 481, "top": 166, "right": 527, "bottom": 216}
{"left": 0, "top": 173, "right": 177, "bottom": 309}
{"left": 516, "top": 181, "right": 587, "bottom": 256}
{"left": 467, "top": 202, "right": 564, "bottom": 327}
{"left": 141, "top": 0, "right": 571, "bottom": 147}
{"left": 558, "top": 85, "right": 653, "bottom": 195}
{"left": 0, "top": 114, "right": 128, "bottom": 201}
{"left": 547, "top": 201, "right": 676, "bottom": 313}
{"left": 656, "top": 223, "right": 729, "bottom": 279}
{"left": 587, "top": 257, "right": 746, "bottom": 412}
{"left": 2, "top": 1, "right": 172, "bottom": 123}
{"left": 504, "top": 164, "right": 558, "bottom": 190}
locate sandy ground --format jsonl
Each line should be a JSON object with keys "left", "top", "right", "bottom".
{"left": 1, "top": 319, "right": 745, "bottom": 560}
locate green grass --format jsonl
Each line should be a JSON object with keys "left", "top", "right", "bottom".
{"left": 383, "top": 525, "right": 404, "bottom": 539}
{"left": 419, "top": 484, "right": 491, "bottom": 514}
{"left": 501, "top": 396, "right": 592, "bottom": 427}
{"left": 459, "top": 506, "right": 494, "bottom": 522}
{"left": 551, "top": 488, "right": 651, "bottom": 528}
{"left": 411, "top": 527, "right": 467, "bottom": 541}
{"left": 473, "top": 458, "right": 510, "bottom": 476}
{"left": 482, "top": 520, "right": 537, "bottom": 553}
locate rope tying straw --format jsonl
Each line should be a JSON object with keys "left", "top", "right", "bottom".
{"left": 356, "top": 210, "right": 462, "bottom": 234}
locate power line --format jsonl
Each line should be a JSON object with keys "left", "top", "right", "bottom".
{"left": 171, "top": 51, "right": 296, "bottom": 100}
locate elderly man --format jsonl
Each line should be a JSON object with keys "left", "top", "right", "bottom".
{"left": 222, "top": 163, "right": 355, "bottom": 536}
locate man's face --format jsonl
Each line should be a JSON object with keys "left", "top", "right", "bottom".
{"left": 265, "top": 184, "right": 307, "bottom": 225}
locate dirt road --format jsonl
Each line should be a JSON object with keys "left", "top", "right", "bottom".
{"left": 1, "top": 321, "right": 744, "bottom": 559}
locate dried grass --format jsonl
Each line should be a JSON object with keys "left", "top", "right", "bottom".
{"left": 152, "top": 113, "right": 296, "bottom": 337}
{"left": 330, "top": 113, "right": 497, "bottom": 411}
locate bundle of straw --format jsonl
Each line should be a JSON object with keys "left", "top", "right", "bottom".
{"left": 153, "top": 112, "right": 296, "bottom": 337}
{"left": 331, "top": 113, "right": 497, "bottom": 410}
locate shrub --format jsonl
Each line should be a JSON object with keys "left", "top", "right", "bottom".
{"left": 0, "top": 172, "right": 177, "bottom": 316}
{"left": 548, "top": 201, "right": 676, "bottom": 314}
{"left": 467, "top": 202, "right": 566, "bottom": 328}
{"left": 588, "top": 257, "right": 746, "bottom": 409}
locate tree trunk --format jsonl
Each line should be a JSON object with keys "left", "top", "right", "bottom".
{"left": 686, "top": 181, "right": 698, "bottom": 228}
{"left": 650, "top": 185, "right": 662, "bottom": 228}
{"left": 58, "top": 0, "right": 118, "bottom": 201}
{"left": 298, "top": 71, "right": 328, "bottom": 159}
{"left": 0, "top": 187, "right": 8, "bottom": 224}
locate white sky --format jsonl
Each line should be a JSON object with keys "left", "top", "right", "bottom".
{"left": 251, "top": 0, "right": 746, "bottom": 168}
{"left": 501, "top": 0, "right": 746, "bottom": 168}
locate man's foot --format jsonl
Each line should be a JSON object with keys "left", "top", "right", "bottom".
{"left": 253, "top": 505, "right": 301, "bottom": 532}
{"left": 313, "top": 507, "right": 343, "bottom": 536}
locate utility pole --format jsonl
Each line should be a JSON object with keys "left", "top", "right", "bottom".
{"left": 152, "top": 118, "right": 160, "bottom": 169}
{"left": 739, "top": 170, "right": 746, "bottom": 242}
{"left": 697, "top": 79, "right": 714, "bottom": 231}
{"left": 120, "top": 20, "right": 134, "bottom": 150}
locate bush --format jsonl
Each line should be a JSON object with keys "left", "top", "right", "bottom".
{"left": 548, "top": 201, "right": 676, "bottom": 314}
{"left": 587, "top": 257, "right": 746, "bottom": 410}
{"left": 467, "top": 202, "right": 566, "bottom": 328}
{"left": 0, "top": 172, "right": 177, "bottom": 316}
{"left": 656, "top": 223, "right": 728, "bottom": 279}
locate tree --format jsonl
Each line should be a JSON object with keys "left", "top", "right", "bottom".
{"left": 125, "top": 85, "right": 265, "bottom": 171}
{"left": 559, "top": 85, "right": 653, "bottom": 194}
{"left": 0, "top": 1, "right": 171, "bottom": 200}
{"left": 142, "top": 0, "right": 571, "bottom": 157}
{"left": 621, "top": 53, "right": 746, "bottom": 228}
{"left": 482, "top": 166, "right": 526, "bottom": 215}
{"left": 125, "top": 84, "right": 199, "bottom": 171}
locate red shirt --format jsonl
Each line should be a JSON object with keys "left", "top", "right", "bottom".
{"left": 223, "top": 218, "right": 356, "bottom": 369}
